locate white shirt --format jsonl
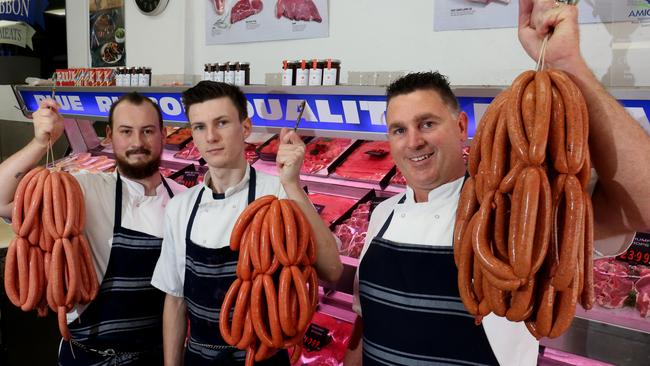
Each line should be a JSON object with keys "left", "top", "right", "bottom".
{"left": 352, "top": 176, "right": 539, "bottom": 366}
{"left": 67, "top": 171, "right": 185, "bottom": 322}
{"left": 151, "top": 166, "right": 286, "bottom": 297}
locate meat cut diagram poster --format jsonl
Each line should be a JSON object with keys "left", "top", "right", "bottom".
{"left": 434, "top": 1, "right": 650, "bottom": 31}
{"left": 206, "top": 0, "right": 329, "bottom": 44}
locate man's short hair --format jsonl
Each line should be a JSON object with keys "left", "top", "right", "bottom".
{"left": 181, "top": 81, "right": 248, "bottom": 122}
{"left": 386, "top": 71, "right": 460, "bottom": 114}
{"left": 108, "top": 92, "right": 164, "bottom": 129}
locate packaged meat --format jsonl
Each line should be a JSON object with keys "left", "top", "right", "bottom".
{"left": 307, "top": 193, "right": 358, "bottom": 226}
{"left": 593, "top": 258, "right": 636, "bottom": 309}
{"left": 54, "top": 153, "right": 116, "bottom": 174}
{"left": 301, "top": 137, "right": 354, "bottom": 174}
{"left": 333, "top": 141, "right": 394, "bottom": 183}
{"left": 334, "top": 202, "right": 371, "bottom": 258}
{"left": 174, "top": 142, "right": 202, "bottom": 161}
{"left": 165, "top": 132, "right": 192, "bottom": 151}
{"left": 389, "top": 168, "right": 407, "bottom": 186}
{"left": 291, "top": 311, "right": 353, "bottom": 366}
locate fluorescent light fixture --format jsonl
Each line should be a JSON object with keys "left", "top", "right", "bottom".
{"left": 45, "top": 8, "right": 66, "bottom": 16}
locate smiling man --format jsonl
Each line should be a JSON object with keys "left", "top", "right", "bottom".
{"left": 0, "top": 92, "right": 185, "bottom": 365}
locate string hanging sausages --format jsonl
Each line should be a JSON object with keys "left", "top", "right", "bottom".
{"left": 453, "top": 68, "right": 594, "bottom": 339}
{"left": 220, "top": 195, "right": 318, "bottom": 365}
{"left": 4, "top": 168, "right": 98, "bottom": 341}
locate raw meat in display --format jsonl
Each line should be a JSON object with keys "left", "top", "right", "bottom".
{"left": 390, "top": 168, "right": 407, "bottom": 186}
{"left": 174, "top": 142, "right": 201, "bottom": 161}
{"left": 54, "top": 153, "right": 115, "bottom": 173}
{"left": 276, "top": 0, "right": 322, "bottom": 22}
{"left": 302, "top": 138, "right": 353, "bottom": 174}
{"left": 291, "top": 312, "right": 352, "bottom": 366}
{"left": 244, "top": 143, "right": 260, "bottom": 164}
{"left": 635, "top": 275, "right": 650, "bottom": 317}
{"left": 259, "top": 135, "right": 311, "bottom": 161}
{"left": 333, "top": 141, "right": 394, "bottom": 183}
{"left": 159, "top": 167, "right": 177, "bottom": 178}
{"left": 231, "top": 0, "right": 263, "bottom": 23}
{"left": 334, "top": 202, "right": 371, "bottom": 258}
{"left": 593, "top": 258, "right": 634, "bottom": 309}
{"left": 307, "top": 193, "right": 357, "bottom": 226}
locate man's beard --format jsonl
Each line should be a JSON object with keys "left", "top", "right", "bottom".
{"left": 115, "top": 148, "right": 161, "bottom": 180}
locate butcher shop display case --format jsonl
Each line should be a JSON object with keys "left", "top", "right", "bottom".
{"left": 11, "top": 84, "right": 650, "bottom": 365}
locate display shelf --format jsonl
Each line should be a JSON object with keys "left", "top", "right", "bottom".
{"left": 575, "top": 304, "right": 650, "bottom": 335}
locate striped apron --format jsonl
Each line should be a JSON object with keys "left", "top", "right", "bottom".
{"left": 183, "top": 167, "right": 289, "bottom": 365}
{"left": 359, "top": 194, "right": 499, "bottom": 366}
{"left": 58, "top": 174, "right": 174, "bottom": 365}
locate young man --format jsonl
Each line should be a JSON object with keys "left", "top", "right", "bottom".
{"left": 345, "top": 0, "right": 650, "bottom": 365}
{"left": 151, "top": 81, "right": 343, "bottom": 365}
{"left": 0, "top": 92, "right": 185, "bottom": 365}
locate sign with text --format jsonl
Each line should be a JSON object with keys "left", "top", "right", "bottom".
{"left": 0, "top": 0, "right": 48, "bottom": 28}
{"left": 15, "top": 88, "right": 650, "bottom": 138}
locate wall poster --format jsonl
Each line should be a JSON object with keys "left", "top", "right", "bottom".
{"left": 90, "top": 0, "right": 125, "bottom": 67}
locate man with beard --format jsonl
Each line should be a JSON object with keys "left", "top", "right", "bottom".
{"left": 0, "top": 92, "right": 185, "bottom": 365}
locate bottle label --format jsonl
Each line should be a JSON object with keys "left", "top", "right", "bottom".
{"left": 308, "top": 68, "right": 323, "bottom": 86}
{"left": 323, "top": 68, "right": 337, "bottom": 86}
{"left": 282, "top": 69, "right": 293, "bottom": 86}
{"left": 295, "top": 69, "right": 308, "bottom": 86}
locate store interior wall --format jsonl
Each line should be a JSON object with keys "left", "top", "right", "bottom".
{"left": 66, "top": 0, "right": 650, "bottom": 87}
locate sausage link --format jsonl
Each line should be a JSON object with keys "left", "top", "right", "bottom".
{"left": 549, "top": 70, "right": 584, "bottom": 174}
{"left": 78, "top": 235, "right": 98, "bottom": 300}
{"left": 4, "top": 238, "right": 21, "bottom": 307}
{"left": 513, "top": 167, "right": 541, "bottom": 279}
{"left": 481, "top": 265, "right": 523, "bottom": 291}
{"left": 288, "top": 200, "right": 311, "bottom": 265}
{"left": 51, "top": 172, "right": 65, "bottom": 238}
{"left": 549, "top": 85, "right": 568, "bottom": 173}
{"left": 458, "top": 215, "right": 479, "bottom": 315}
{"left": 548, "top": 174, "right": 567, "bottom": 277}
{"left": 472, "top": 257, "right": 484, "bottom": 302}
{"left": 480, "top": 102, "right": 501, "bottom": 189}
{"left": 262, "top": 274, "right": 283, "bottom": 348}
{"left": 454, "top": 177, "right": 478, "bottom": 267}
{"left": 522, "top": 79, "right": 536, "bottom": 141}
{"left": 552, "top": 175, "right": 585, "bottom": 290}
{"left": 508, "top": 169, "right": 526, "bottom": 274}
{"left": 249, "top": 205, "right": 270, "bottom": 272}
{"left": 489, "top": 106, "right": 509, "bottom": 190}
{"left": 474, "top": 190, "right": 519, "bottom": 281}
{"left": 17, "top": 237, "right": 30, "bottom": 306}
{"left": 577, "top": 148, "right": 591, "bottom": 191}
{"left": 19, "top": 169, "right": 49, "bottom": 238}
{"left": 251, "top": 275, "right": 274, "bottom": 347}
{"left": 549, "top": 262, "right": 580, "bottom": 338}
{"left": 530, "top": 70, "right": 552, "bottom": 165}
{"left": 291, "top": 265, "right": 312, "bottom": 334}
{"left": 11, "top": 166, "right": 45, "bottom": 234}
{"left": 269, "top": 200, "right": 290, "bottom": 266}
{"left": 219, "top": 278, "right": 242, "bottom": 346}
{"left": 254, "top": 343, "right": 277, "bottom": 363}
{"left": 60, "top": 173, "right": 78, "bottom": 238}
{"left": 232, "top": 280, "right": 252, "bottom": 344}
{"left": 230, "top": 195, "right": 276, "bottom": 250}
{"left": 237, "top": 235, "right": 253, "bottom": 281}
{"left": 499, "top": 159, "right": 525, "bottom": 194}
{"left": 28, "top": 214, "right": 41, "bottom": 247}
{"left": 21, "top": 247, "right": 43, "bottom": 311}
{"left": 507, "top": 71, "right": 535, "bottom": 162}
{"left": 260, "top": 209, "right": 273, "bottom": 272}
{"left": 303, "top": 266, "right": 319, "bottom": 310}
{"left": 530, "top": 167, "right": 552, "bottom": 276}
{"left": 469, "top": 90, "right": 508, "bottom": 176}
{"left": 279, "top": 200, "right": 299, "bottom": 264}
{"left": 581, "top": 191, "right": 595, "bottom": 310}
{"left": 525, "top": 320, "right": 542, "bottom": 340}
{"left": 58, "top": 306, "right": 71, "bottom": 341}
{"left": 484, "top": 280, "right": 507, "bottom": 317}
{"left": 62, "top": 238, "right": 80, "bottom": 306}
{"left": 535, "top": 277, "right": 556, "bottom": 338}
{"left": 42, "top": 174, "right": 58, "bottom": 240}
{"left": 278, "top": 266, "right": 297, "bottom": 337}
{"left": 235, "top": 310, "right": 255, "bottom": 350}
{"left": 51, "top": 239, "right": 65, "bottom": 306}
{"left": 506, "top": 278, "right": 536, "bottom": 322}
{"left": 493, "top": 191, "right": 509, "bottom": 261}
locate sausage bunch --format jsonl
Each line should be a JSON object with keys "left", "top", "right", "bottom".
{"left": 4, "top": 167, "right": 99, "bottom": 341}
{"left": 220, "top": 195, "right": 318, "bottom": 365}
{"left": 454, "top": 69, "right": 594, "bottom": 339}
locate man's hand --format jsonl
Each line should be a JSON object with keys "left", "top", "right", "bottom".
{"left": 31, "top": 99, "right": 65, "bottom": 148}
{"left": 518, "top": 0, "right": 587, "bottom": 75}
{"left": 276, "top": 128, "right": 305, "bottom": 189}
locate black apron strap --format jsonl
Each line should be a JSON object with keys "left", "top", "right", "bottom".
{"left": 247, "top": 166, "right": 256, "bottom": 205}
{"left": 186, "top": 188, "right": 205, "bottom": 240}
{"left": 376, "top": 194, "right": 407, "bottom": 239}
{"left": 161, "top": 175, "right": 175, "bottom": 198}
{"left": 114, "top": 173, "right": 124, "bottom": 231}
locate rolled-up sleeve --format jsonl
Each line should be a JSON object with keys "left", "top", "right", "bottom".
{"left": 151, "top": 201, "right": 184, "bottom": 297}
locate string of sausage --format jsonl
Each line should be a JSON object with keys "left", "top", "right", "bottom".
{"left": 4, "top": 169, "right": 98, "bottom": 341}
{"left": 220, "top": 195, "right": 318, "bottom": 365}
{"left": 454, "top": 69, "right": 594, "bottom": 340}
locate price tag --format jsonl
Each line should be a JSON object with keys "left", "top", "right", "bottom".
{"left": 616, "top": 232, "right": 650, "bottom": 265}
{"left": 302, "top": 323, "right": 331, "bottom": 352}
